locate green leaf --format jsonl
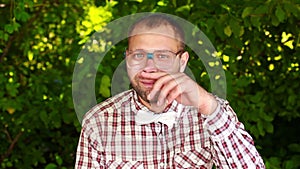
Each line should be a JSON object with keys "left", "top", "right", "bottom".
{"left": 224, "top": 25, "right": 232, "bottom": 37}
{"left": 265, "top": 157, "right": 281, "bottom": 169}
{"left": 250, "top": 16, "right": 261, "bottom": 28}
{"left": 99, "top": 75, "right": 111, "bottom": 98}
{"left": 229, "top": 20, "right": 241, "bottom": 37}
{"left": 285, "top": 160, "right": 296, "bottom": 169}
{"left": 283, "top": 2, "right": 300, "bottom": 17}
{"left": 257, "top": 120, "right": 265, "bottom": 136}
{"left": 4, "top": 24, "right": 14, "bottom": 34}
{"left": 15, "top": 9, "right": 31, "bottom": 22}
{"left": 55, "top": 154, "right": 63, "bottom": 166}
{"left": 175, "top": 5, "right": 191, "bottom": 13}
{"left": 288, "top": 144, "right": 300, "bottom": 153}
{"left": 5, "top": 83, "right": 19, "bottom": 97}
{"left": 275, "top": 5, "right": 285, "bottom": 22}
{"left": 263, "top": 113, "right": 274, "bottom": 122}
{"left": 254, "top": 5, "right": 268, "bottom": 15}
{"left": 249, "top": 125, "right": 259, "bottom": 138}
{"left": 172, "top": 0, "right": 177, "bottom": 7}
{"left": 4, "top": 22, "right": 20, "bottom": 34}
{"left": 62, "top": 111, "right": 73, "bottom": 124}
{"left": 6, "top": 161, "right": 13, "bottom": 167}
{"left": 45, "top": 163, "right": 57, "bottom": 169}
{"left": 40, "top": 111, "right": 49, "bottom": 128}
{"left": 214, "top": 22, "right": 226, "bottom": 39}
{"left": 250, "top": 92, "right": 263, "bottom": 103}
{"left": 271, "top": 15, "right": 280, "bottom": 26}
{"left": 242, "top": 7, "right": 253, "bottom": 18}
{"left": 263, "top": 121, "right": 274, "bottom": 133}
{"left": 157, "top": 1, "right": 167, "bottom": 6}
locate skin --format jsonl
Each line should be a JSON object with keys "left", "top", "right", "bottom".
{"left": 126, "top": 25, "right": 218, "bottom": 115}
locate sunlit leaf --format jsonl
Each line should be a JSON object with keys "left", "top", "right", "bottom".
{"left": 6, "top": 107, "right": 16, "bottom": 114}
{"left": 284, "top": 40, "right": 294, "bottom": 49}
{"left": 269, "top": 64, "right": 275, "bottom": 71}
{"left": 224, "top": 25, "right": 232, "bottom": 37}
{"left": 99, "top": 75, "right": 111, "bottom": 97}
{"left": 28, "top": 51, "right": 34, "bottom": 61}
{"left": 222, "top": 55, "right": 229, "bottom": 62}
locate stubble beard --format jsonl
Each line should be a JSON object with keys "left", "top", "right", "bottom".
{"left": 132, "top": 76, "right": 159, "bottom": 104}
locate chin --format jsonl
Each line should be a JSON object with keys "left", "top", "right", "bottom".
{"left": 131, "top": 83, "right": 150, "bottom": 102}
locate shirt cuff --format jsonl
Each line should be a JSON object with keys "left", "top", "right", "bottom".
{"left": 202, "top": 97, "right": 237, "bottom": 140}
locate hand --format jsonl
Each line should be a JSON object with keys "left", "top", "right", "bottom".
{"left": 142, "top": 71, "right": 218, "bottom": 115}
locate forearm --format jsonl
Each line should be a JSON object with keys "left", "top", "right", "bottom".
{"left": 204, "top": 97, "right": 265, "bottom": 168}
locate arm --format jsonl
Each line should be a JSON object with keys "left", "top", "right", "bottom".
{"left": 75, "top": 123, "right": 104, "bottom": 169}
{"left": 204, "top": 97, "right": 265, "bottom": 169}
{"left": 143, "top": 71, "right": 265, "bottom": 168}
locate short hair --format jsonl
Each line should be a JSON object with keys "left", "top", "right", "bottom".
{"left": 128, "top": 14, "right": 185, "bottom": 50}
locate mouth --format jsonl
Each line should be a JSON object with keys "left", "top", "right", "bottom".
{"left": 139, "top": 79, "right": 155, "bottom": 88}
{"left": 136, "top": 72, "right": 157, "bottom": 89}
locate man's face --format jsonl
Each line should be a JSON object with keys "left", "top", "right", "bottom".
{"left": 126, "top": 26, "right": 187, "bottom": 104}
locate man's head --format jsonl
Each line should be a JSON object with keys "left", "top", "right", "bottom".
{"left": 125, "top": 14, "right": 189, "bottom": 107}
{"left": 128, "top": 14, "right": 185, "bottom": 50}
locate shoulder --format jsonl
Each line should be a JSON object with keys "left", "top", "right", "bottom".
{"left": 82, "top": 89, "right": 134, "bottom": 126}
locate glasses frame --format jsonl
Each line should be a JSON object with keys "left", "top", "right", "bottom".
{"left": 125, "top": 49, "right": 185, "bottom": 69}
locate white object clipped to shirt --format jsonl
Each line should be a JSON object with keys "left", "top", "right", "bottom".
{"left": 135, "top": 110, "right": 177, "bottom": 128}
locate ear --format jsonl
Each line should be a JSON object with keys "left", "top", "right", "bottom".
{"left": 179, "top": 51, "right": 189, "bottom": 72}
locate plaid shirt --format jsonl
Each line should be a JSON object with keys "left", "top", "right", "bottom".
{"left": 75, "top": 89, "right": 265, "bottom": 169}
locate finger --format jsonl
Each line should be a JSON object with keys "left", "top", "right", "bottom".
{"left": 140, "top": 71, "right": 167, "bottom": 80}
{"left": 147, "top": 73, "right": 182, "bottom": 100}
{"left": 156, "top": 74, "right": 186, "bottom": 106}
{"left": 166, "top": 85, "right": 184, "bottom": 104}
{"left": 164, "top": 75, "right": 193, "bottom": 104}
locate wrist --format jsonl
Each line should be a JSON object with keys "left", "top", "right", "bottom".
{"left": 198, "top": 92, "right": 218, "bottom": 116}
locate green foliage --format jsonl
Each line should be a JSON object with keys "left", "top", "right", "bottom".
{"left": 0, "top": 0, "right": 88, "bottom": 168}
{"left": 0, "top": 0, "right": 299, "bottom": 168}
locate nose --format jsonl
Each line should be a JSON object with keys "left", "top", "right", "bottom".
{"left": 143, "top": 54, "right": 157, "bottom": 73}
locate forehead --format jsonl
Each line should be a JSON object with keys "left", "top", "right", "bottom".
{"left": 128, "top": 25, "right": 183, "bottom": 52}
{"left": 129, "top": 24, "right": 179, "bottom": 41}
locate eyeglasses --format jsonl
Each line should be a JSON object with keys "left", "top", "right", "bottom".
{"left": 126, "top": 49, "right": 184, "bottom": 70}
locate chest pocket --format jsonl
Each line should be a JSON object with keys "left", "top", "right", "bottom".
{"left": 106, "top": 160, "right": 144, "bottom": 169}
{"left": 174, "top": 148, "right": 213, "bottom": 168}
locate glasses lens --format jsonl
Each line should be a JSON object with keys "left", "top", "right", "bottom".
{"left": 127, "top": 50, "right": 146, "bottom": 67}
{"left": 153, "top": 51, "right": 175, "bottom": 68}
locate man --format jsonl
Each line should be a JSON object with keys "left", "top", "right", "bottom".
{"left": 75, "top": 14, "right": 265, "bottom": 168}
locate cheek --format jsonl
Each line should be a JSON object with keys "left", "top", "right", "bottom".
{"left": 126, "top": 67, "right": 140, "bottom": 82}
{"left": 166, "top": 61, "right": 181, "bottom": 73}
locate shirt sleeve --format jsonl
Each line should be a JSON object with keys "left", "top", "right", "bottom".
{"left": 75, "top": 119, "right": 104, "bottom": 169}
{"left": 203, "top": 97, "right": 266, "bottom": 169}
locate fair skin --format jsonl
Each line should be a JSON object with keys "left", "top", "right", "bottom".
{"left": 126, "top": 25, "right": 218, "bottom": 115}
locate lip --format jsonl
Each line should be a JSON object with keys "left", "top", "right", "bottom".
{"left": 140, "top": 79, "right": 155, "bottom": 88}
{"left": 137, "top": 72, "right": 157, "bottom": 88}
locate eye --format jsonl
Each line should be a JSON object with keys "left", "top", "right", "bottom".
{"left": 156, "top": 53, "right": 170, "bottom": 60}
{"left": 132, "top": 53, "right": 145, "bottom": 60}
